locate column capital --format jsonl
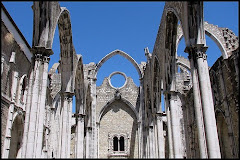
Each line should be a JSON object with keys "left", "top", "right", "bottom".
{"left": 184, "top": 44, "right": 208, "bottom": 61}
{"left": 42, "top": 55, "right": 50, "bottom": 64}
{"left": 75, "top": 113, "right": 85, "bottom": 122}
{"left": 31, "top": 46, "right": 54, "bottom": 56}
{"left": 61, "top": 91, "right": 74, "bottom": 102}
{"left": 34, "top": 53, "right": 42, "bottom": 62}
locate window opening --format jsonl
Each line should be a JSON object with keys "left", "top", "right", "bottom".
{"left": 113, "top": 136, "right": 118, "bottom": 151}
{"left": 119, "top": 136, "right": 124, "bottom": 151}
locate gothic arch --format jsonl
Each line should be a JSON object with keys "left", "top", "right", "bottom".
{"left": 74, "top": 55, "right": 85, "bottom": 114}
{"left": 176, "top": 56, "right": 191, "bottom": 71}
{"left": 97, "top": 97, "right": 139, "bottom": 124}
{"left": 95, "top": 49, "right": 143, "bottom": 79}
{"left": 17, "top": 74, "right": 28, "bottom": 107}
{"left": 9, "top": 112, "right": 24, "bottom": 158}
{"left": 57, "top": 8, "right": 77, "bottom": 93}
{"left": 176, "top": 22, "right": 239, "bottom": 59}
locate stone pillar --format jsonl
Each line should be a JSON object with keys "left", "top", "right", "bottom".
{"left": 137, "top": 121, "right": 141, "bottom": 158}
{"left": 96, "top": 122, "right": 100, "bottom": 158}
{"left": 25, "top": 53, "right": 42, "bottom": 158}
{"left": 138, "top": 78, "right": 144, "bottom": 158}
{"left": 169, "top": 92, "right": 183, "bottom": 158}
{"left": 187, "top": 48, "right": 208, "bottom": 158}
{"left": 149, "top": 125, "right": 154, "bottom": 158}
{"left": 85, "top": 127, "right": 92, "bottom": 158}
{"left": 35, "top": 55, "right": 50, "bottom": 158}
{"left": 75, "top": 114, "right": 85, "bottom": 158}
{"left": 2, "top": 69, "right": 18, "bottom": 158}
{"left": 185, "top": 45, "right": 221, "bottom": 158}
{"left": 60, "top": 92, "right": 73, "bottom": 158}
{"left": 89, "top": 77, "right": 97, "bottom": 158}
{"left": 165, "top": 94, "right": 174, "bottom": 158}
{"left": 156, "top": 113, "right": 165, "bottom": 158}
{"left": 21, "top": 64, "right": 34, "bottom": 157}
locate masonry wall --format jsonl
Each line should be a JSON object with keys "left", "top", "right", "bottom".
{"left": 96, "top": 76, "right": 139, "bottom": 158}
{"left": 1, "top": 22, "right": 31, "bottom": 155}
{"left": 209, "top": 49, "right": 239, "bottom": 158}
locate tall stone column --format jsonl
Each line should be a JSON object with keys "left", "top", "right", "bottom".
{"left": 169, "top": 92, "right": 183, "bottom": 158}
{"left": 165, "top": 94, "right": 173, "bottom": 158}
{"left": 185, "top": 45, "right": 221, "bottom": 158}
{"left": 156, "top": 113, "right": 165, "bottom": 158}
{"left": 60, "top": 92, "right": 73, "bottom": 158}
{"left": 186, "top": 47, "right": 208, "bottom": 158}
{"left": 25, "top": 53, "right": 42, "bottom": 158}
{"left": 138, "top": 78, "right": 144, "bottom": 158}
{"left": 89, "top": 77, "right": 97, "bottom": 158}
{"left": 21, "top": 62, "right": 34, "bottom": 157}
{"left": 85, "top": 127, "right": 92, "bottom": 158}
{"left": 75, "top": 114, "right": 85, "bottom": 158}
{"left": 149, "top": 125, "right": 154, "bottom": 158}
{"left": 35, "top": 54, "right": 50, "bottom": 158}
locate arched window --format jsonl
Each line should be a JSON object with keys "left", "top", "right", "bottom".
{"left": 20, "top": 78, "right": 26, "bottom": 102}
{"left": 119, "top": 136, "right": 124, "bottom": 151}
{"left": 113, "top": 136, "right": 118, "bottom": 151}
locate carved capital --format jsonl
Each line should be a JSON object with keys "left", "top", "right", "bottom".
{"left": 42, "top": 56, "right": 50, "bottom": 64}
{"left": 185, "top": 45, "right": 208, "bottom": 61}
{"left": 35, "top": 54, "right": 42, "bottom": 61}
{"left": 76, "top": 113, "right": 85, "bottom": 122}
{"left": 62, "top": 92, "right": 74, "bottom": 103}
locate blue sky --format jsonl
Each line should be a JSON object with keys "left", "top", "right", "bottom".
{"left": 2, "top": 1, "right": 238, "bottom": 112}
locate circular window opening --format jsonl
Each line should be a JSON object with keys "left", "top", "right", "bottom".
{"left": 110, "top": 73, "right": 127, "bottom": 89}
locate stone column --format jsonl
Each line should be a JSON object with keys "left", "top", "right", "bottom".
{"left": 89, "top": 77, "right": 97, "bottom": 158}
{"left": 186, "top": 47, "right": 208, "bottom": 158}
{"left": 25, "top": 53, "right": 42, "bottom": 158}
{"left": 186, "top": 45, "right": 221, "bottom": 158}
{"left": 35, "top": 54, "right": 50, "bottom": 158}
{"left": 21, "top": 63, "right": 34, "bottom": 157}
{"left": 156, "top": 113, "right": 165, "bottom": 158}
{"left": 149, "top": 125, "right": 154, "bottom": 158}
{"left": 138, "top": 78, "right": 144, "bottom": 158}
{"left": 137, "top": 121, "right": 141, "bottom": 158}
{"left": 165, "top": 94, "right": 174, "bottom": 158}
{"left": 60, "top": 92, "right": 73, "bottom": 158}
{"left": 85, "top": 127, "right": 92, "bottom": 158}
{"left": 96, "top": 122, "right": 100, "bottom": 158}
{"left": 75, "top": 114, "right": 85, "bottom": 158}
{"left": 169, "top": 92, "right": 183, "bottom": 158}
{"left": 2, "top": 68, "right": 18, "bottom": 158}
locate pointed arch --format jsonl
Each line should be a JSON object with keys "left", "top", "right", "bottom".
{"left": 9, "top": 112, "right": 24, "bottom": 158}
{"left": 95, "top": 50, "right": 143, "bottom": 79}
{"left": 175, "top": 22, "right": 237, "bottom": 59}
{"left": 97, "top": 97, "right": 139, "bottom": 124}
{"left": 74, "top": 54, "right": 85, "bottom": 114}
{"left": 17, "top": 74, "right": 28, "bottom": 108}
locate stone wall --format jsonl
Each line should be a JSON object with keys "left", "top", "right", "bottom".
{"left": 96, "top": 75, "right": 139, "bottom": 158}
{"left": 209, "top": 49, "right": 239, "bottom": 158}
{"left": 1, "top": 21, "right": 31, "bottom": 155}
{"left": 98, "top": 100, "right": 138, "bottom": 158}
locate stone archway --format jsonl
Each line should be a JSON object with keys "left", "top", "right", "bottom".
{"left": 9, "top": 113, "right": 24, "bottom": 158}
{"left": 95, "top": 49, "right": 143, "bottom": 79}
{"left": 98, "top": 98, "right": 139, "bottom": 158}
